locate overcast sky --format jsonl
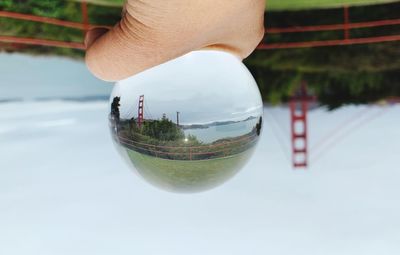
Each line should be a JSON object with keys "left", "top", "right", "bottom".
{"left": 112, "top": 51, "right": 263, "bottom": 125}
{"left": 1, "top": 102, "right": 399, "bottom": 255}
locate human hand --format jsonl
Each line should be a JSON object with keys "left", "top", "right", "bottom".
{"left": 85, "top": 0, "right": 265, "bottom": 81}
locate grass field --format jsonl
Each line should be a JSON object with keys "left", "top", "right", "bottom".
{"left": 124, "top": 148, "right": 254, "bottom": 193}
{"left": 73, "top": 0, "right": 400, "bottom": 10}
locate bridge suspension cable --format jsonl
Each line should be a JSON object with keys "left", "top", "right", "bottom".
{"left": 311, "top": 106, "right": 392, "bottom": 166}
{"left": 310, "top": 107, "right": 370, "bottom": 153}
{"left": 0, "top": 35, "right": 85, "bottom": 49}
{"left": 1, "top": 4, "right": 400, "bottom": 50}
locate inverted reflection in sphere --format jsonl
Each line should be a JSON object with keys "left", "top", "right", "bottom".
{"left": 109, "top": 50, "right": 263, "bottom": 193}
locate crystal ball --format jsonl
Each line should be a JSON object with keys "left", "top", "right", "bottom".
{"left": 109, "top": 50, "right": 263, "bottom": 193}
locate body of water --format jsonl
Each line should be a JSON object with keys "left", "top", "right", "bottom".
{"left": 184, "top": 119, "right": 258, "bottom": 143}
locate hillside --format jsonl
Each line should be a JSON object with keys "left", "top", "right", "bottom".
{"left": 71, "top": 0, "right": 400, "bottom": 10}
{"left": 246, "top": 1, "right": 400, "bottom": 107}
{"left": 1, "top": 0, "right": 400, "bottom": 108}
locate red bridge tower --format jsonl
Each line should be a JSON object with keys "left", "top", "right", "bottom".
{"left": 290, "top": 82, "right": 315, "bottom": 169}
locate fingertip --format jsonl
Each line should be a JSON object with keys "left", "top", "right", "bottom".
{"left": 85, "top": 47, "right": 116, "bottom": 82}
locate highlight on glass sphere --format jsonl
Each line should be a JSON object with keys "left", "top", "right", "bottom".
{"left": 109, "top": 50, "right": 263, "bottom": 193}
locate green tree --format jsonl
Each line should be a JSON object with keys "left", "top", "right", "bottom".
{"left": 142, "top": 115, "right": 185, "bottom": 141}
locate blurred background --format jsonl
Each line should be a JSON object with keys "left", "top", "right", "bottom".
{"left": 1, "top": 1, "right": 400, "bottom": 254}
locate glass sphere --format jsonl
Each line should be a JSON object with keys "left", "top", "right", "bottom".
{"left": 109, "top": 50, "right": 263, "bottom": 193}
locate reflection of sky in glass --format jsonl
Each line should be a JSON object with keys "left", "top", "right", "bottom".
{"left": 112, "top": 51, "right": 263, "bottom": 125}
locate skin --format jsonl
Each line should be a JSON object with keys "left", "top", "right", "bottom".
{"left": 85, "top": 0, "right": 265, "bottom": 81}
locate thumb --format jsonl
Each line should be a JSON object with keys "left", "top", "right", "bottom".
{"left": 85, "top": 13, "right": 194, "bottom": 82}
{"left": 85, "top": 16, "right": 172, "bottom": 82}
